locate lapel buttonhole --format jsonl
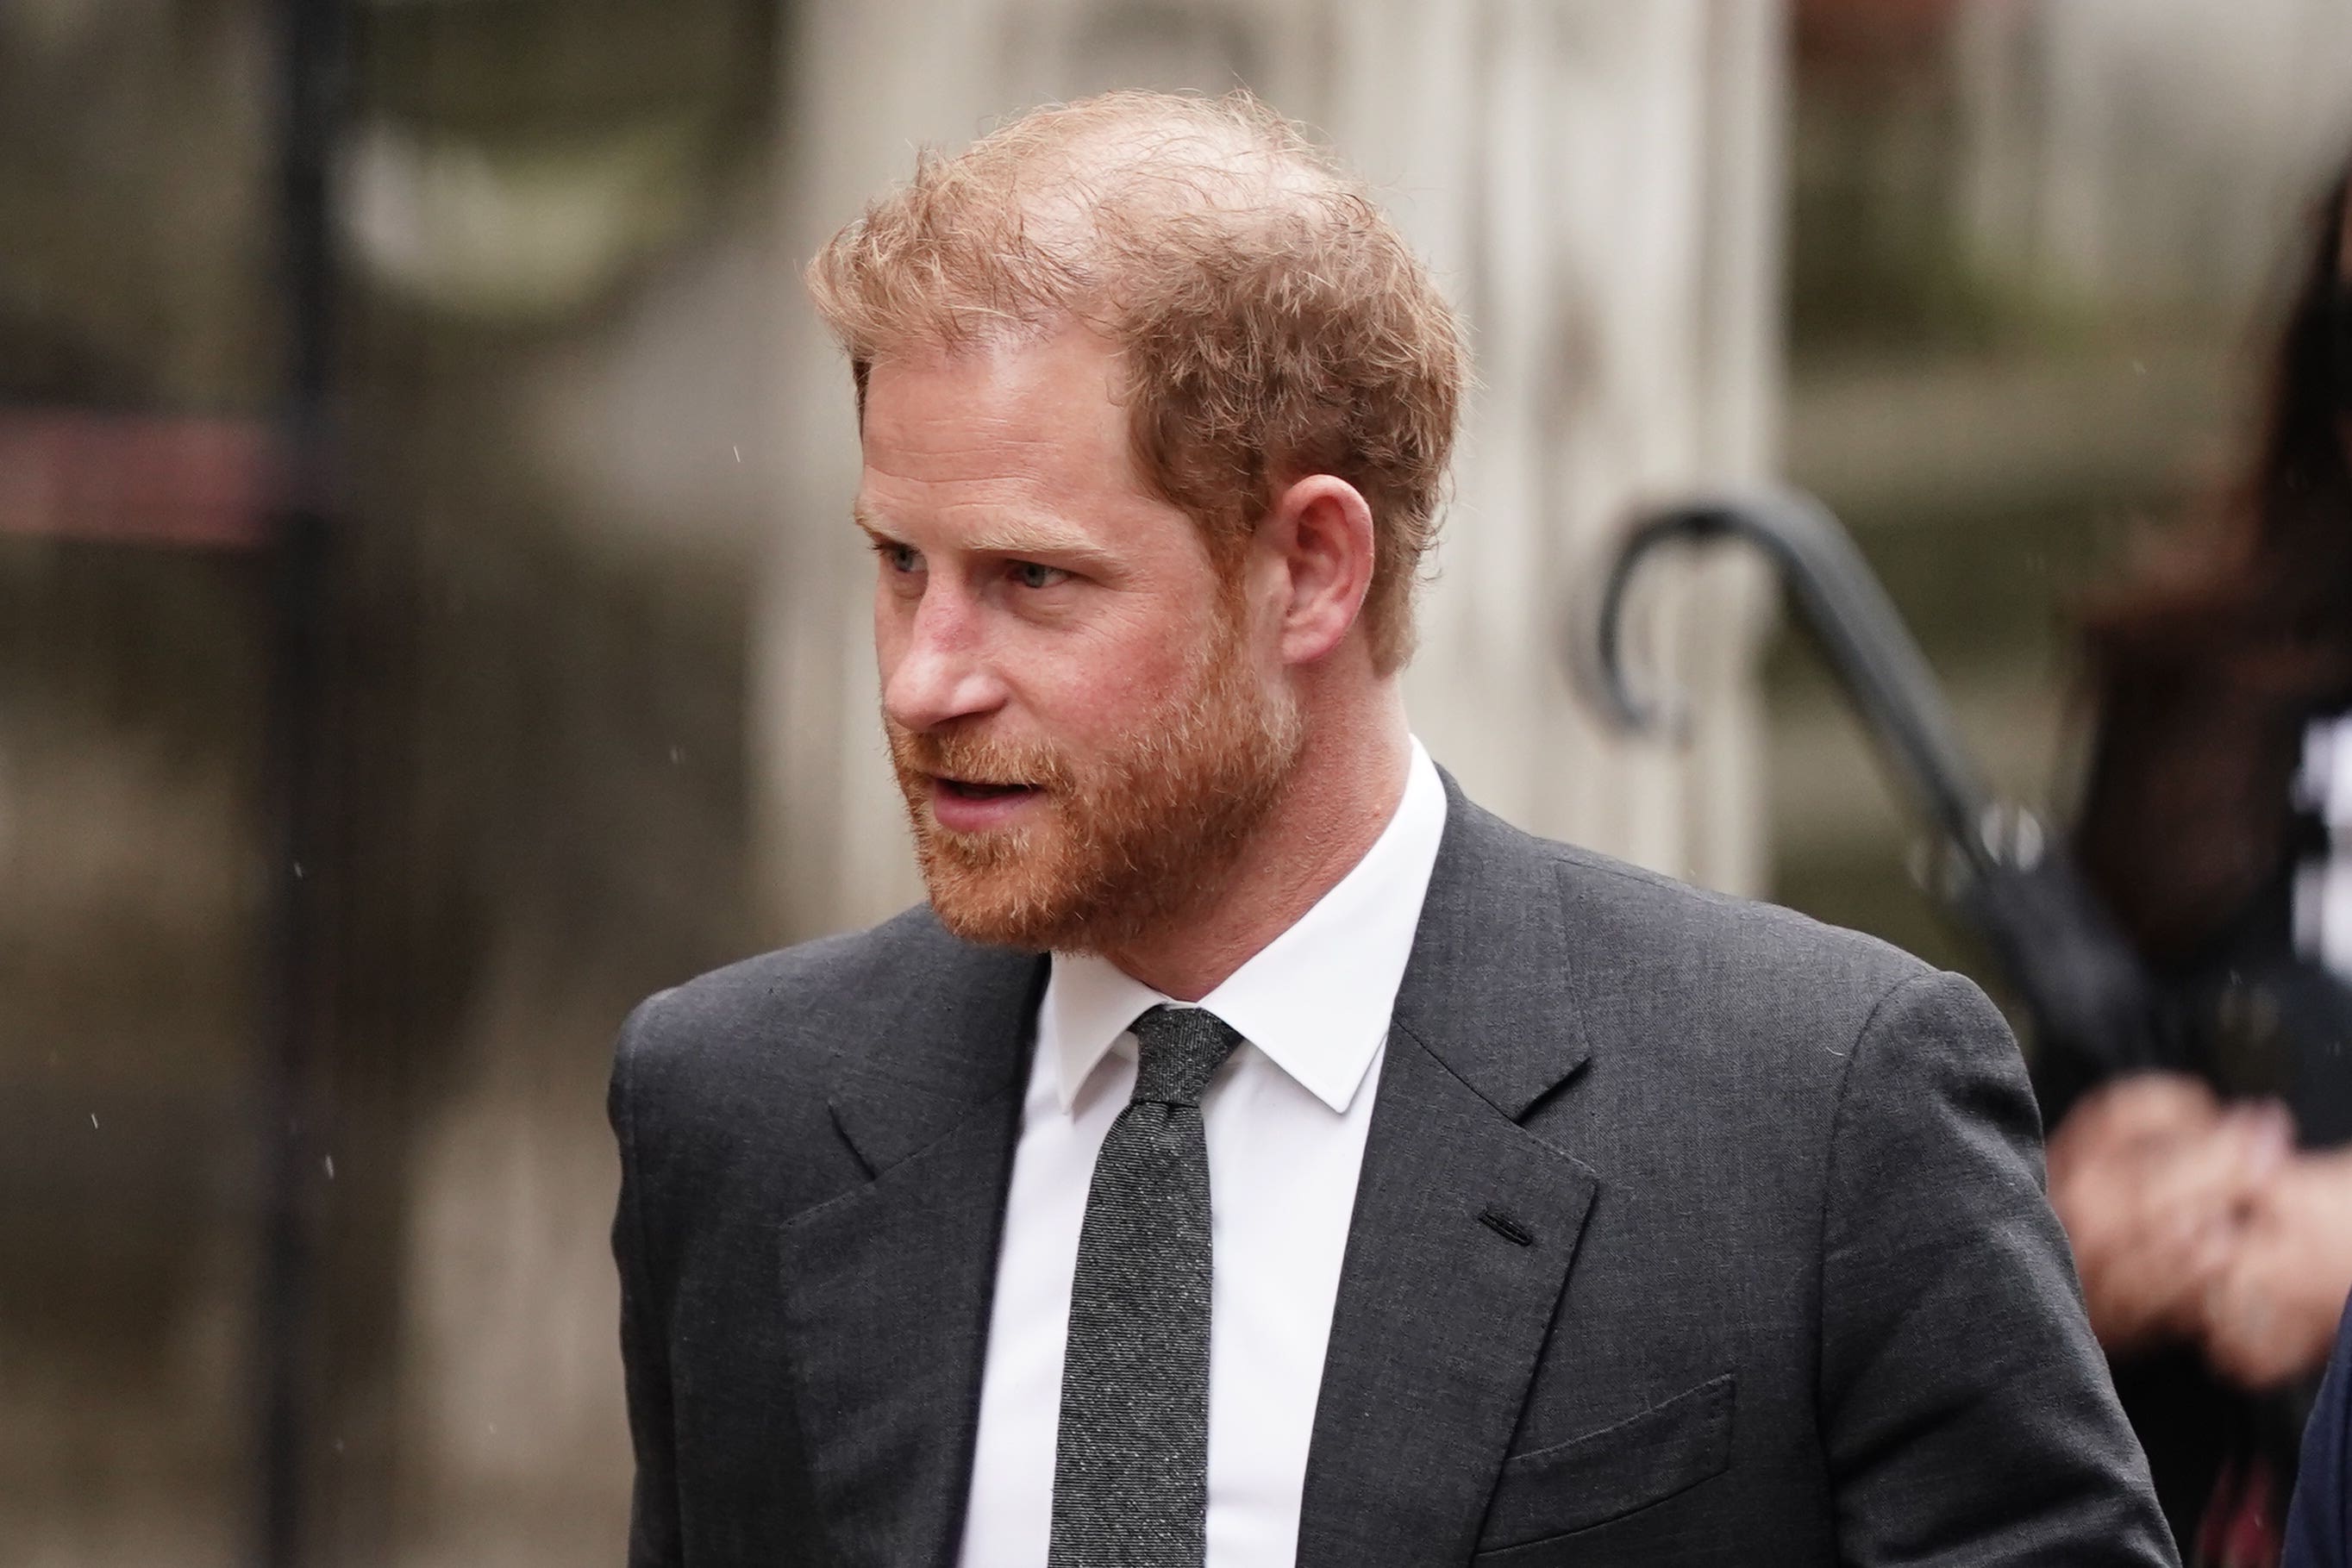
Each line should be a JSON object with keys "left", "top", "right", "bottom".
{"left": 1479, "top": 1208, "right": 1535, "bottom": 1247}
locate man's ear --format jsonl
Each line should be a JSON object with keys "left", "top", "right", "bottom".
{"left": 1259, "top": 474, "right": 1377, "bottom": 666}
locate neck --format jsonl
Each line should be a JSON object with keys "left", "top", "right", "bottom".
{"left": 1101, "top": 680, "right": 1414, "bottom": 1001}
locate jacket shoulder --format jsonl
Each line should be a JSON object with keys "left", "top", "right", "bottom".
{"left": 1556, "top": 835, "right": 1929, "bottom": 1001}
{"left": 612, "top": 903, "right": 979, "bottom": 1109}
{"left": 1444, "top": 783, "right": 1935, "bottom": 1020}
{"left": 1454, "top": 798, "right": 1950, "bottom": 1079}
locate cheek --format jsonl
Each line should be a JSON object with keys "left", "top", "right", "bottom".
{"left": 1016, "top": 615, "right": 1204, "bottom": 739}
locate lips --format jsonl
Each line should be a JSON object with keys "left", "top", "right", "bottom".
{"left": 938, "top": 778, "right": 1032, "bottom": 799}
{"left": 929, "top": 775, "right": 1043, "bottom": 832}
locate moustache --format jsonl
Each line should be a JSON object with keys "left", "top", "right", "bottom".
{"left": 888, "top": 723, "right": 1076, "bottom": 795}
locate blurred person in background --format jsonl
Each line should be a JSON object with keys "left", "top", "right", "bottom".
{"left": 2287, "top": 1294, "right": 2352, "bottom": 1563}
{"left": 2053, "top": 140, "right": 2352, "bottom": 1567}
{"left": 605, "top": 90, "right": 2170, "bottom": 1567}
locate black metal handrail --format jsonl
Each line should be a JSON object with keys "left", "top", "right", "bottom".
{"left": 1592, "top": 490, "right": 2175, "bottom": 1088}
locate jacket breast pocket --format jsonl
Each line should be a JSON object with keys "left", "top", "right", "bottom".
{"left": 1473, "top": 1371, "right": 1736, "bottom": 1553}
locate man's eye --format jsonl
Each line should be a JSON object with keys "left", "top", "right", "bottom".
{"left": 877, "top": 541, "right": 921, "bottom": 574}
{"left": 1010, "top": 561, "right": 1069, "bottom": 590}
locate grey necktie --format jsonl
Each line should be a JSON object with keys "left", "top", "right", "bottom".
{"left": 1048, "top": 1004, "right": 1244, "bottom": 1567}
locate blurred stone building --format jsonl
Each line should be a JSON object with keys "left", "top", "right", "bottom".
{"left": 756, "top": 0, "right": 1784, "bottom": 932}
{"left": 22, "top": 0, "right": 2352, "bottom": 1563}
{"left": 21, "top": 0, "right": 2352, "bottom": 1564}
{"left": 34, "top": 0, "right": 2352, "bottom": 1564}
{"left": 3, "top": 3, "right": 1779, "bottom": 1565}
{"left": 1778, "top": 0, "right": 2352, "bottom": 971}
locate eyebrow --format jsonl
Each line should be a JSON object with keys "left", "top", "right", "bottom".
{"left": 851, "top": 502, "right": 1123, "bottom": 574}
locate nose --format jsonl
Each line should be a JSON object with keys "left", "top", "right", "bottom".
{"left": 882, "top": 582, "right": 1009, "bottom": 734}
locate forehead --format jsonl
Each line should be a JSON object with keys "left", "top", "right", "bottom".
{"left": 857, "top": 326, "right": 1148, "bottom": 515}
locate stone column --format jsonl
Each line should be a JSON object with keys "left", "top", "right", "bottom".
{"left": 754, "top": 0, "right": 1786, "bottom": 938}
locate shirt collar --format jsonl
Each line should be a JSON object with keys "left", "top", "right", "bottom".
{"left": 1038, "top": 736, "right": 1448, "bottom": 1116}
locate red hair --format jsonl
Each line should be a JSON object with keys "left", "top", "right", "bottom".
{"left": 805, "top": 89, "right": 1467, "bottom": 673}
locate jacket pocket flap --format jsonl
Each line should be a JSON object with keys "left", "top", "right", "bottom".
{"left": 1477, "top": 1371, "right": 1736, "bottom": 1550}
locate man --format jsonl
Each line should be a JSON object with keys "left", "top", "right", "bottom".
{"left": 609, "top": 90, "right": 2174, "bottom": 1566}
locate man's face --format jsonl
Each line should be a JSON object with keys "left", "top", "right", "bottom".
{"left": 857, "top": 326, "right": 1304, "bottom": 953}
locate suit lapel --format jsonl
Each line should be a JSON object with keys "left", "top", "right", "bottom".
{"left": 777, "top": 934, "right": 1048, "bottom": 1568}
{"left": 1298, "top": 777, "right": 1602, "bottom": 1567}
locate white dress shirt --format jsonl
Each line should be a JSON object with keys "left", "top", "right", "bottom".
{"left": 955, "top": 736, "right": 1448, "bottom": 1568}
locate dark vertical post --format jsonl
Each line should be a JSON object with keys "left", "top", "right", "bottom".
{"left": 260, "top": 0, "right": 347, "bottom": 1559}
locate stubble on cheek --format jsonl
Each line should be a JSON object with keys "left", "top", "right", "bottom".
{"left": 882, "top": 609, "right": 1302, "bottom": 953}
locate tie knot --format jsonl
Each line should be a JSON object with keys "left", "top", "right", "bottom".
{"left": 1128, "top": 1006, "right": 1242, "bottom": 1108}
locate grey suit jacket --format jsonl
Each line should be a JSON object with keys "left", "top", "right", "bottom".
{"left": 610, "top": 773, "right": 2177, "bottom": 1566}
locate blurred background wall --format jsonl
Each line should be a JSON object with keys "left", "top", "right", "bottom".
{"left": 1778, "top": 0, "right": 2352, "bottom": 970}
{"left": 3, "top": 1, "right": 2351, "bottom": 1565}
{"left": 3, "top": 3, "right": 1774, "bottom": 1563}
{"left": 757, "top": 0, "right": 1783, "bottom": 934}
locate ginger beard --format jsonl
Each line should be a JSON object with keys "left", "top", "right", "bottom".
{"left": 886, "top": 592, "right": 1305, "bottom": 953}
